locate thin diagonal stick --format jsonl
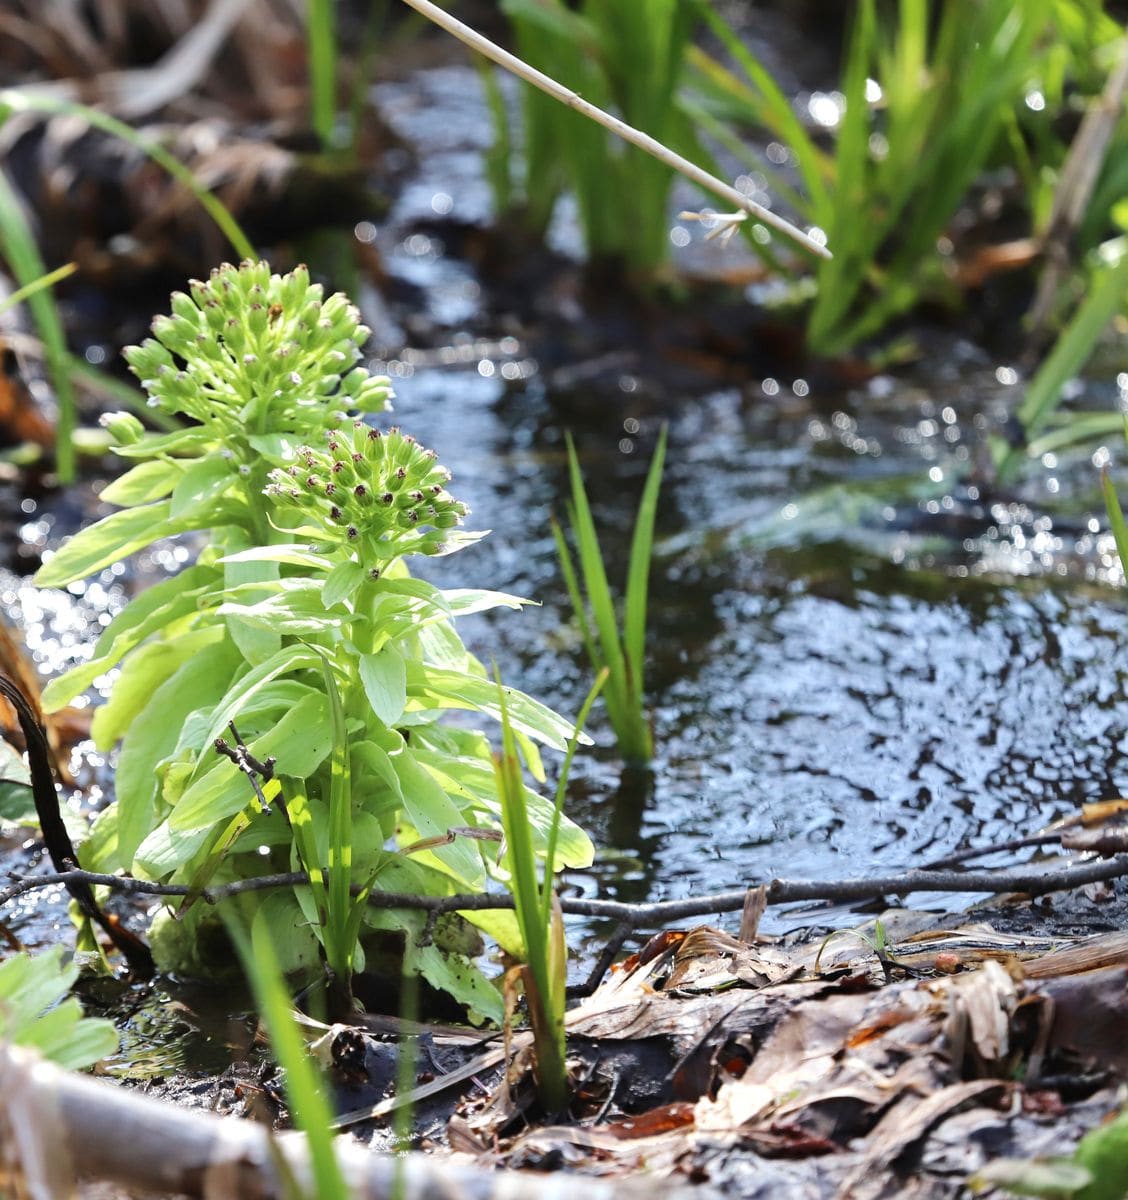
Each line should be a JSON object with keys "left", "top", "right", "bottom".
{"left": 398, "top": 0, "right": 831, "bottom": 260}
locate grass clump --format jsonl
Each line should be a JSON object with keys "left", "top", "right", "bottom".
{"left": 553, "top": 428, "right": 667, "bottom": 766}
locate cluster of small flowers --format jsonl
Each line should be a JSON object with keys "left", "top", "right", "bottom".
{"left": 265, "top": 420, "right": 470, "bottom": 561}
{"left": 122, "top": 261, "right": 391, "bottom": 433}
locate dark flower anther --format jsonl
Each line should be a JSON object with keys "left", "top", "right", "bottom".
{"left": 330, "top": 505, "right": 341, "bottom": 519}
{"left": 347, "top": 526, "right": 359, "bottom": 539}
{"left": 382, "top": 492, "right": 394, "bottom": 505}
{"left": 354, "top": 485, "right": 367, "bottom": 498}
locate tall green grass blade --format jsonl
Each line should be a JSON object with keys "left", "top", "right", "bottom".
{"left": 319, "top": 652, "right": 354, "bottom": 992}
{"left": 494, "top": 667, "right": 566, "bottom": 1113}
{"left": 307, "top": 0, "right": 338, "bottom": 150}
{"left": 1018, "top": 244, "right": 1128, "bottom": 440}
{"left": 0, "top": 172, "right": 77, "bottom": 482}
{"left": 541, "top": 667, "right": 606, "bottom": 929}
{"left": 227, "top": 911, "right": 349, "bottom": 1200}
{"left": 0, "top": 90, "right": 256, "bottom": 261}
{"left": 623, "top": 425, "right": 667, "bottom": 701}
{"left": 0, "top": 261, "right": 76, "bottom": 314}
{"left": 550, "top": 515, "right": 600, "bottom": 670}
{"left": 1101, "top": 467, "right": 1128, "bottom": 574}
{"left": 563, "top": 435, "right": 632, "bottom": 726}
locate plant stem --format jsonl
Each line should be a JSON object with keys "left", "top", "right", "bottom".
{"left": 397, "top": 0, "right": 831, "bottom": 260}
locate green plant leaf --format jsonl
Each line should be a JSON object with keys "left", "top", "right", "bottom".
{"left": 322, "top": 560, "right": 366, "bottom": 608}
{"left": 173, "top": 688, "right": 332, "bottom": 830}
{"left": 969, "top": 1159, "right": 1091, "bottom": 1198}
{"left": 359, "top": 647, "right": 407, "bottom": 726}
{"left": 41, "top": 565, "right": 217, "bottom": 711}
{"left": 99, "top": 459, "right": 184, "bottom": 506}
{"left": 35, "top": 502, "right": 177, "bottom": 588}
{"left": 115, "top": 639, "right": 242, "bottom": 869}
{"left": 170, "top": 454, "right": 237, "bottom": 518}
{"left": 91, "top": 626, "right": 225, "bottom": 750}
{"left": 0, "top": 947, "right": 118, "bottom": 1069}
{"left": 405, "top": 663, "right": 581, "bottom": 752}
{"left": 390, "top": 745, "right": 485, "bottom": 887}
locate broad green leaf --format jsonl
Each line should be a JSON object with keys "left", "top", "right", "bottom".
{"left": 969, "top": 1158, "right": 1091, "bottom": 1198}
{"left": 112, "top": 428, "right": 216, "bottom": 458}
{"left": 133, "top": 820, "right": 213, "bottom": 879}
{"left": 91, "top": 626, "right": 224, "bottom": 750}
{"left": 223, "top": 531, "right": 281, "bottom": 665}
{"left": 173, "top": 689, "right": 332, "bottom": 830}
{"left": 41, "top": 565, "right": 216, "bottom": 711}
{"left": 170, "top": 454, "right": 237, "bottom": 518}
{"left": 414, "top": 944, "right": 503, "bottom": 1025}
{"left": 115, "top": 639, "right": 242, "bottom": 870}
{"left": 1075, "top": 1109, "right": 1128, "bottom": 1200}
{"left": 218, "top": 544, "right": 334, "bottom": 571}
{"left": 441, "top": 588, "right": 534, "bottom": 617}
{"left": 190, "top": 644, "right": 322, "bottom": 771}
{"left": 217, "top": 579, "right": 346, "bottom": 635}
{"left": 410, "top": 743, "right": 593, "bottom": 869}
{"left": 250, "top": 890, "right": 322, "bottom": 976}
{"left": 35, "top": 501, "right": 177, "bottom": 588}
{"left": 247, "top": 432, "right": 302, "bottom": 463}
{"left": 322, "top": 561, "right": 366, "bottom": 608}
{"left": 0, "top": 740, "right": 34, "bottom": 826}
{"left": 0, "top": 947, "right": 118, "bottom": 1068}
{"left": 99, "top": 458, "right": 183, "bottom": 506}
{"left": 390, "top": 745, "right": 484, "bottom": 887}
{"left": 405, "top": 664, "right": 582, "bottom": 751}
{"left": 359, "top": 647, "right": 407, "bottom": 726}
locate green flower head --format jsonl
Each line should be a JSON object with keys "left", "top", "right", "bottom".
{"left": 266, "top": 421, "right": 471, "bottom": 564}
{"left": 122, "top": 260, "right": 392, "bottom": 436}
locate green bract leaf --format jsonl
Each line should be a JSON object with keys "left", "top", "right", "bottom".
{"left": 172, "top": 689, "right": 332, "bottom": 831}
{"left": 0, "top": 947, "right": 118, "bottom": 1069}
{"left": 406, "top": 664, "right": 583, "bottom": 752}
{"left": 322, "top": 560, "right": 367, "bottom": 608}
{"left": 99, "top": 458, "right": 183, "bottom": 506}
{"left": 35, "top": 501, "right": 177, "bottom": 588}
{"left": 41, "top": 565, "right": 216, "bottom": 711}
{"left": 359, "top": 647, "right": 407, "bottom": 726}
{"left": 170, "top": 454, "right": 237, "bottom": 518}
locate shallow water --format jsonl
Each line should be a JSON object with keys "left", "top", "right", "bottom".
{"left": 9, "top": 66, "right": 1128, "bottom": 981}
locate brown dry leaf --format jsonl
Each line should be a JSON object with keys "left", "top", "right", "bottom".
{"left": 943, "top": 959, "right": 1018, "bottom": 1071}
{"left": 838, "top": 1080, "right": 1009, "bottom": 1199}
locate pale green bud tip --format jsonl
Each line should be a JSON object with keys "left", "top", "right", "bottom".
{"left": 99, "top": 411, "right": 144, "bottom": 445}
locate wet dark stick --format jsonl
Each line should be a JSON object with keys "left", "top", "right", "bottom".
{"left": 0, "top": 675, "right": 154, "bottom": 977}
{"left": 5, "top": 854, "right": 1126, "bottom": 978}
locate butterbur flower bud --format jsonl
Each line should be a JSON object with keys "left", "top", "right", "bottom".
{"left": 264, "top": 421, "right": 472, "bottom": 563}
{"left": 99, "top": 411, "right": 144, "bottom": 445}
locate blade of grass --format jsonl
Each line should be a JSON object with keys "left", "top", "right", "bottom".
{"left": 1000, "top": 241, "right": 1128, "bottom": 482}
{"left": 563, "top": 435, "right": 632, "bottom": 733}
{"left": 0, "top": 262, "right": 76, "bottom": 315}
{"left": 541, "top": 667, "right": 606, "bottom": 929}
{"left": 307, "top": 0, "right": 338, "bottom": 150}
{"left": 623, "top": 424, "right": 667, "bottom": 699}
{"left": 0, "top": 90, "right": 256, "bottom": 261}
{"left": 226, "top": 910, "right": 349, "bottom": 1200}
{"left": 318, "top": 652, "right": 354, "bottom": 1001}
{"left": 1101, "top": 466, "right": 1128, "bottom": 573}
{"left": 0, "top": 172, "right": 77, "bottom": 482}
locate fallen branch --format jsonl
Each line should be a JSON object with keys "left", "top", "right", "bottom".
{"left": 0, "top": 1041, "right": 703, "bottom": 1200}
{"left": 7, "top": 853, "right": 1128, "bottom": 924}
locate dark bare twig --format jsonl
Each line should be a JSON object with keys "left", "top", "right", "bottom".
{"left": 920, "top": 832, "right": 1066, "bottom": 870}
{"left": 214, "top": 721, "right": 277, "bottom": 814}
{"left": 7, "top": 854, "right": 1128, "bottom": 924}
